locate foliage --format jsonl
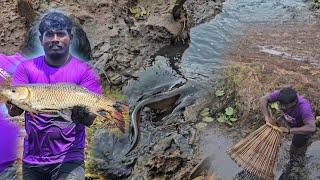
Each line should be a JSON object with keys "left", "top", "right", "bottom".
{"left": 129, "top": 6, "right": 148, "bottom": 19}
{"left": 215, "top": 89, "right": 225, "bottom": 97}
{"left": 196, "top": 122, "right": 207, "bottom": 129}
{"left": 104, "top": 88, "right": 126, "bottom": 102}
{"left": 216, "top": 107, "right": 238, "bottom": 126}
{"left": 269, "top": 102, "right": 279, "bottom": 111}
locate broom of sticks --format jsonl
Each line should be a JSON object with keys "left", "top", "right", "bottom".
{"left": 227, "top": 122, "right": 283, "bottom": 180}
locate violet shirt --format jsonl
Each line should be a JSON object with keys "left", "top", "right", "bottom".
{"left": 268, "top": 90, "right": 314, "bottom": 127}
{"left": 11, "top": 56, "right": 102, "bottom": 165}
{"left": 0, "top": 53, "right": 25, "bottom": 172}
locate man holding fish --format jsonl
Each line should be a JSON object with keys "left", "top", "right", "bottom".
{"left": 5, "top": 11, "right": 103, "bottom": 180}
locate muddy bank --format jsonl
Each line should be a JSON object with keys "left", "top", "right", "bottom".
{"left": 0, "top": 0, "right": 225, "bottom": 179}
{"left": 0, "top": 0, "right": 224, "bottom": 86}
{"left": 2, "top": 0, "right": 320, "bottom": 179}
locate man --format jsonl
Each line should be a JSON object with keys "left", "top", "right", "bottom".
{"left": 260, "top": 87, "right": 316, "bottom": 178}
{"left": 0, "top": 53, "right": 26, "bottom": 179}
{"left": 7, "top": 12, "right": 102, "bottom": 180}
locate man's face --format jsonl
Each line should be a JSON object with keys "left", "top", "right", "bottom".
{"left": 40, "top": 29, "right": 72, "bottom": 60}
{"left": 279, "top": 100, "right": 297, "bottom": 111}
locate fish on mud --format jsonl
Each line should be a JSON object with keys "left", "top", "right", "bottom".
{"left": 0, "top": 83, "right": 128, "bottom": 132}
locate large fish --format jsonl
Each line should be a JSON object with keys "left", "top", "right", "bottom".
{"left": 0, "top": 83, "right": 128, "bottom": 132}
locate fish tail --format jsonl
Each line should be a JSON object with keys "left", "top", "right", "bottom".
{"left": 97, "top": 100, "right": 129, "bottom": 133}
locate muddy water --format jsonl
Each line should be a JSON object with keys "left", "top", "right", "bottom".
{"left": 91, "top": 0, "right": 320, "bottom": 179}
{"left": 181, "top": 0, "right": 310, "bottom": 82}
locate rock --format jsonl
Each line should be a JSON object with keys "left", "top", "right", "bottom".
{"left": 100, "top": 43, "right": 112, "bottom": 53}
{"left": 124, "top": 16, "right": 135, "bottom": 27}
{"left": 129, "top": 27, "right": 141, "bottom": 37}
{"left": 109, "top": 73, "right": 122, "bottom": 85}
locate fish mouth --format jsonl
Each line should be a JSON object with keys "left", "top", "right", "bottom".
{"left": 0, "top": 89, "right": 9, "bottom": 102}
{"left": 0, "top": 89, "right": 6, "bottom": 96}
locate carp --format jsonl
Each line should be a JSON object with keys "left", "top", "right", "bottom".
{"left": 0, "top": 83, "right": 128, "bottom": 132}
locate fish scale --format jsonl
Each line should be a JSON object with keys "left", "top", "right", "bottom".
{"left": 26, "top": 84, "right": 99, "bottom": 111}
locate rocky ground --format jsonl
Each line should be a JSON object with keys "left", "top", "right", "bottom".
{"left": 2, "top": 0, "right": 320, "bottom": 179}
{"left": 0, "top": 0, "right": 224, "bottom": 179}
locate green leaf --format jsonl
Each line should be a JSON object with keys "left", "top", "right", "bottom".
{"left": 140, "top": 7, "right": 147, "bottom": 15}
{"left": 129, "top": 7, "right": 138, "bottom": 14}
{"left": 217, "top": 114, "right": 227, "bottom": 123}
{"left": 200, "top": 108, "right": 210, "bottom": 117}
{"left": 200, "top": 111, "right": 210, "bottom": 117}
{"left": 270, "top": 102, "right": 279, "bottom": 110}
{"left": 202, "top": 116, "right": 214, "bottom": 123}
{"left": 196, "top": 122, "right": 207, "bottom": 129}
{"left": 230, "top": 118, "right": 238, "bottom": 122}
{"left": 226, "top": 121, "right": 233, "bottom": 126}
{"left": 225, "top": 107, "right": 234, "bottom": 116}
{"left": 134, "top": 13, "right": 140, "bottom": 18}
{"left": 215, "top": 90, "right": 225, "bottom": 97}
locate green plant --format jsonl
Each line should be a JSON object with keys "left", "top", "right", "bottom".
{"left": 216, "top": 107, "right": 238, "bottom": 126}
{"left": 129, "top": 6, "right": 147, "bottom": 19}
{"left": 269, "top": 102, "right": 279, "bottom": 111}
{"left": 199, "top": 108, "right": 214, "bottom": 123}
{"left": 196, "top": 122, "right": 207, "bottom": 129}
{"left": 215, "top": 90, "right": 225, "bottom": 97}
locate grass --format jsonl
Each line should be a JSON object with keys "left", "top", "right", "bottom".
{"left": 223, "top": 61, "right": 320, "bottom": 126}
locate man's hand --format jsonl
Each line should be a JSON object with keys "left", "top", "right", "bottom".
{"left": 265, "top": 117, "right": 277, "bottom": 125}
{"left": 6, "top": 101, "right": 24, "bottom": 117}
{"left": 71, "top": 106, "right": 96, "bottom": 127}
{"left": 279, "top": 127, "right": 289, "bottom": 134}
{"left": 260, "top": 95, "right": 277, "bottom": 125}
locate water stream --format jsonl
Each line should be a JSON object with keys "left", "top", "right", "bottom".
{"left": 94, "top": 0, "right": 320, "bottom": 179}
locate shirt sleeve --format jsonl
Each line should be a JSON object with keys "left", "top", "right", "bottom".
{"left": 300, "top": 100, "right": 315, "bottom": 123}
{"left": 267, "top": 90, "right": 280, "bottom": 102}
{"left": 11, "top": 62, "right": 29, "bottom": 86}
{"left": 80, "top": 65, "right": 102, "bottom": 95}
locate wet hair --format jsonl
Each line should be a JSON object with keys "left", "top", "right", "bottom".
{"left": 21, "top": 12, "right": 92, "bottom": 61}
{"left": 38, "top": 12, "right": 72, "bottom": 36}
{"left": 278, "top": 87, "right": 298, "bottom": 105}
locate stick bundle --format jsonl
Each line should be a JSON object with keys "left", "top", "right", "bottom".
{"left": 227, "top": 123, "right": 283, "bottom": 180}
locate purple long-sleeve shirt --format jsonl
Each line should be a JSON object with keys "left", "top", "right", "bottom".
{"left": 0, "top": 53, "right": 25, "bottom": 172}
{"left": 11, "top": 55, "right": 102, "bottom": 165}
{"left": 267, "top": 90, "right": 315, "bottom": 127}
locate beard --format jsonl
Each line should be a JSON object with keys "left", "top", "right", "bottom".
{"left": 46, "top": 45, "right": 69, "bottom": 61}
{"left": 47, "top": 52, "right": 66, "bottom": 60}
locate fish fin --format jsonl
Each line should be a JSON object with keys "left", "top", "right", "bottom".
{"left": 90, "top": 109, "right": 107, "bottom": 119}
{"left": 29, "top": 112, "right": 36, "bottom": 121}
{"left": 57, "top": 109, "right": 73, "bottom": 121}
